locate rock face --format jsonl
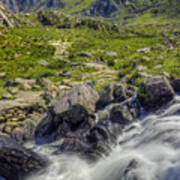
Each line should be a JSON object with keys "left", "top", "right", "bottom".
{"left": 138, "top": 75, "right": 175, "bottom": 111}
{"left": 0, "top": 135, "right": 45, "bottom": 180}
{"left": 88, "top": 0, "right": 118, "bottom": 17}
{"left": 35, "top": 83, "right": 99, "bottom": 145}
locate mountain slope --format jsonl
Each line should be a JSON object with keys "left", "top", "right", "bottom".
{"left": 0, "top": 1, "right": 19, "bottom": 27}
{"left": 1, "top": 0, "right": 179, "bottom": 18}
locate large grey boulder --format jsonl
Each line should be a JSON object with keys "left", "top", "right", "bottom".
{"left": 52, "top": 82, "right": 99, "bottom": 116}
{"left": 0, "top": 135, "right": 45, "bottom": 180}
{"left": 138, "top": 75, "right": 175, "bottom": 111}
{"left": 35, "top": 83, "right": 99, "bottom": 144}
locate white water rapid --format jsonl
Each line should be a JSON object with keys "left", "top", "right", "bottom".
{"left": 26, "top": 96, "right": 180, "bottom": 180}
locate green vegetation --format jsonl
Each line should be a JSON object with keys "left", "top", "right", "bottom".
{"left": 0, "top": 9, "right": 180, "bottom": 98}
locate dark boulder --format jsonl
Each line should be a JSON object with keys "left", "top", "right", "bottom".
{"left": 96, "top": 83, "right": 136, "bottom": 110}
{"left": 170, "top": 78, "right": 180, "bottom": 92}
{"left": 0, "top": 135, "right": 45, "bottom": 180}
{"left": 110, "top": 97, "right": 141, "bottom": 125}
{"left": 57, "top": 121, "right": 120, "bottom": 160}
{"left": 138, "top": 75, "right": 175, "bottom": 111}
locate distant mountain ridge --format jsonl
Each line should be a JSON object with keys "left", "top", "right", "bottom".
{"left": 1, "top": 0, "right": 179, "bottom": 18}
{"left": 0, "top": 1, "right": 19, "bottom": 27}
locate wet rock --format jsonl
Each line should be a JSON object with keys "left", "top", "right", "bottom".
{"left": 35, "top": 83, "right": 99, "bottom": 145}
{"left": 170, "top": 78, "right": 180, "bottom": 92}
{"left": 96, "top": 109, "right": 110, "bottom": 122}
{"left": 110, "top": 97, "right": 141, "bottom": 125}
{"left": 138, "top": 75, "right": 175, "bottom": 111}
{"left": 96, "top": 83, "right": 136, "bottom": 109}
{"left": 0, "top": 135, "right": 46, "bottom": 180}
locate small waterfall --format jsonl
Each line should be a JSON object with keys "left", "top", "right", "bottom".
{"left": 26, "top": 96, "right": 180, "bottom": 180}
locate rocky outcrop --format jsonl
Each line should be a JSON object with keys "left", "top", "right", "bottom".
{"left": 0, "top": 135, "right": 46, "bottom": 180}
{"left": 138, "top": 75, "right": 175, "bottom": 111}
{"left": 1, "top": 0, "right": 65, "bottom": 13}
{"left": 0, "top": 91, "right": 46, "bottom": 143}
{"left": 35, "top": 83, "right": 99, "bottom": 145}
{"left": 87, "top": 0, "right": 118, "bottom": 17}
{"left": 34, "top": 82, "right": 141, "bottom": 159}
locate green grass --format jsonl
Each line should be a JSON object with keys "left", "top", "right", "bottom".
{"left": 0, "top": 12, "right": 180, "bottom": 97}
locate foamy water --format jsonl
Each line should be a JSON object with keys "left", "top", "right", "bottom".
{"left": 26, "top": 96, "right": 180, "bottom": 180}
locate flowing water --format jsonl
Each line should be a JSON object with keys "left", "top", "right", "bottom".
{"left": 26, "top": 96, "right": 180, "bottom": 180}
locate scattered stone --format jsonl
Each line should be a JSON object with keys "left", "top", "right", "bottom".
{"left": 38, "top": 60, "right": 49, "bottom": 67}
{"left": 36, "top": 78, "right": 53, "bottom": 87}
{"left": 56, "top": 70, "right": 71, "bottom": 77}
{"left": 137, "top": 48, "right": 150, "bottom": 53}
{"left": 154, "top": 64, "right": 163, "bottom": 69}
{"left": 10, "top": 88, "right": 19, "bottom": 95}
{"left": 0, "top": 72, "right": 6, "bottom": 79}
{"left": 2, "top": 93, "right": 13, "bottom": 100}
{"left": 77, "top": 52, "right": 92, "bottom": 57}
{"left": 140, "top": 56, "right": 150, "bottom": 62}
{"left": 106, "top": 52, "right": 118, "bottom": 58}
{"left": 125, "top": 45, "right": 130, "bottom": 49}
{"left": 137, "top": 65, "right": 147, "bottom": 71}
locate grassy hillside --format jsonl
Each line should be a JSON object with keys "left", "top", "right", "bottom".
{"left": 0, "top": 10, "right": 180, "bottom": 98}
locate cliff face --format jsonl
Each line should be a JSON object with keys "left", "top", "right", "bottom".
{"left": 0, "top": 1, "right": 18, "bottom": 27}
